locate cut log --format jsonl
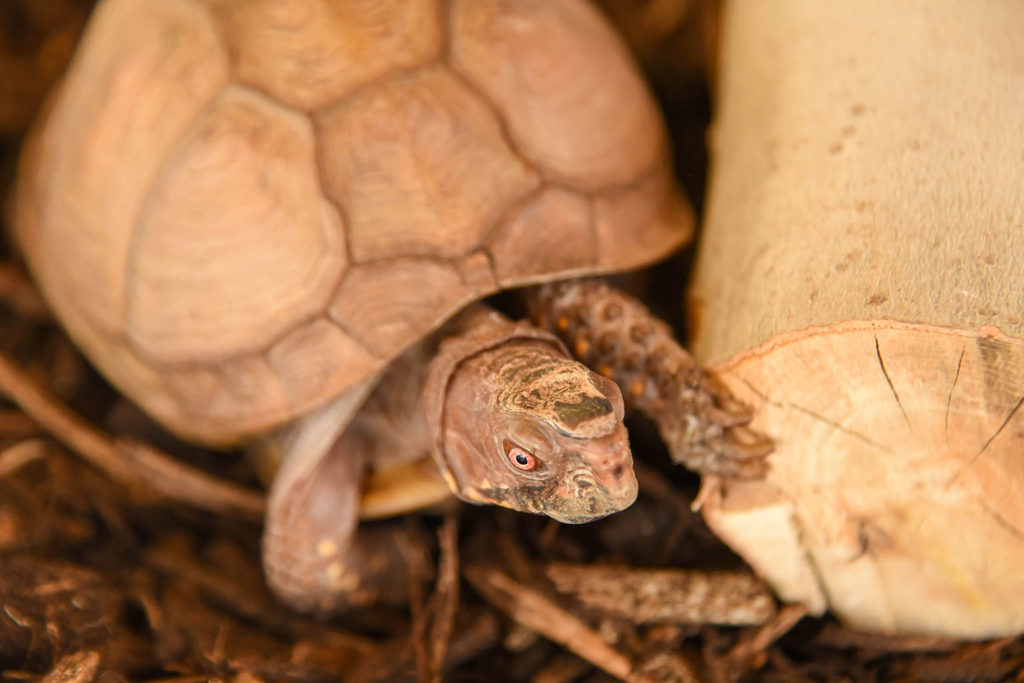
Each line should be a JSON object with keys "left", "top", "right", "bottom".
{"left": 690, "top": 0, "right": 1024, "bottom": 638}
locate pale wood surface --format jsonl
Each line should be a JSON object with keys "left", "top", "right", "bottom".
{"left": 692, "top": 0, "right": 1024, "bottom": 637}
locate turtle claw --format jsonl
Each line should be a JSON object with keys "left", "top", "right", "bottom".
{"left": 724, "top": 425, "right": 774, "bottom": 459}
{"left": 698, "top": 373, "right": 755, "bottom": 425}
{"left": 662, "top": 422, "right": 773, "bottom": 481}
{"left": 662, "top": 372, "right": 773, "bottom": 480}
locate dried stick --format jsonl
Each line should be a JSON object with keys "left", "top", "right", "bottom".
{"left": 40, "top": 650, "right": 101, "bottom": 683}
{"left": 0, "top": 438, "right": 47, "bottom": 479}
{"left": 411, "top": 517, "right": 461, "bottom": 683}
{"left": 546, "top": 563, "right": 775, "bottom": 626}
{"left": 465, "top": 563, "right": 643, "bottom": 682}
{"left": 725, "top": 603, "right": 808, "bottom": 665}
{"left": 0, "top": 351, "right": 265, "bottom": 520}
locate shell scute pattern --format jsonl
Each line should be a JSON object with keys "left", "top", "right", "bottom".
{"left": 20, "top": 0, "right": 684, "bottom": 444}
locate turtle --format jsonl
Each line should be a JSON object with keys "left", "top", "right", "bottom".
{"left": 13, "top": 0, "right": 770, "bottom": 612}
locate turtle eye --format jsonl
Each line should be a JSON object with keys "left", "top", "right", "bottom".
{"left": 505, "top": 441, "right": 538, "bottom": 471}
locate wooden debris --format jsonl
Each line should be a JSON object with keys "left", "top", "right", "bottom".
{"left": 0, "top": 438, "right": 46, "bottom": 479}
{"left": 532, "top": 653, "right": 592, "bottom": 683}
{"left": 0, "top": 351, "right": 265, "bottom": 520}
{"left": 465, "top": 562, "right": 640, "bottom": 682}
{"left": 40, "top": 651, "right": 101, "bottom": 683}
{"left": 410, "top": 517, "right": 460, "bottom": 683}
{"left": 813, "top": 620, "right": 960, "bottom": 654}
{"left": 724, "top": 603, "right": 808, "bottom": 667}
{"left": 546, "top": 562, "right": 775, "bottom": 627}
{"left": 2, "top": 1, "right": 1024, "bottom": 680}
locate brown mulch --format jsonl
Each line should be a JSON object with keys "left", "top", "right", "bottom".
{"left": 2, "top": 1, "right": 1023, "bottom": 681}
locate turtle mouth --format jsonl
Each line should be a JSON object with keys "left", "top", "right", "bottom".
{"left": 552, "top": 457, "right": 638, "bottom": 523}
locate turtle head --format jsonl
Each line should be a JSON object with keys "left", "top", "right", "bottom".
{"left": 439, "top": 343, "right": 637, "bottom": 523}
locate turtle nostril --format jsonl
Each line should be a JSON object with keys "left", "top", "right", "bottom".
{"left": 612, "top": 464, "right": 624, "bottom": 479}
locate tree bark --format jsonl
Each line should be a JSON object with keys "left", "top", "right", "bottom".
{"left": 690, "top": 0, "right": 1024, "bottom": 638}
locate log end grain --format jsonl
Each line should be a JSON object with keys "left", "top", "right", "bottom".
{"left": 700, "top": 321, "right": 1024, "bottom": 638}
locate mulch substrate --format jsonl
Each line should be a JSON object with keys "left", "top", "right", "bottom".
{"left": 1, "top": 1, "right": 1022, "bottom": 680}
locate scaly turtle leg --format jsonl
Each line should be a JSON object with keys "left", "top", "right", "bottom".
{"left": 258, "top": 370, "right": 442, "bottom": 613}
{"left": 527, "top": 279, "right": 772, "bottom": 479}
{"left": 261, "top": 414, "right": 418, "bottom": 613}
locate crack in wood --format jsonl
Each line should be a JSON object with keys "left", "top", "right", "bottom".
{"left": 949, "top": 392, "right": 1024, "bottom": 489}
{"left": 732, "top": 373, "right": 890, "bottom": 453}
{"left": 977, "top": 393, "right": 1024, "bottom": 457}
{"left": 979, "top": 499, "right": 1024, "bottom": 542}
{"left": 945, "top": 344, "right": 965, "bottom": 443}
{"left": 789, "top": 403, "right": 892, "bottom": 453}
{"left": 874, "top": 336, "right": 911, "bottom": 431}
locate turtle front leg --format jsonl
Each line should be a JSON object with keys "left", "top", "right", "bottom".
{"left": 527, "top": 279, "right": 771, "bottom": 478}
{"left": 262, "top": 425, "right": 412, "bottom": 614}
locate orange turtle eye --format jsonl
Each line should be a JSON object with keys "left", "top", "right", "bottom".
{"left": 505, "top": 442, "right": 538, "bottom": 471}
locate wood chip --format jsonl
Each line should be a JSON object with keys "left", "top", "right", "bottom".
{"left": 465, "top": 563, "right": 642, "bottom": 682}
{"left": 0, "top": 438, "right": 47, "bottom": 479}
{"left": 40, "top": 650, "right": 101, "bottom": 683}
{"left": 0, "top": 351, "right": 264, "bottom": 520}
{"left": 725, "top": 603, "right": 809, "bottom": 666}
{"left": 546, "top": 562, "right": 775, "bottom": 626}
{"left": 411, "top": 516, "right": 460, "bottom": 683}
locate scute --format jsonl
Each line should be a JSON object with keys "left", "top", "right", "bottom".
{"left": 208, "top": 0, "right": 443, "bottom": 111}
{"left": 126, "top": 86, "right": 347, "bottom": 365}
{"left": 593, "top": 160, "right": 694, "bottom": 270}
{"left": 16, "top": 0, "right": 229, "bottom": 337}
{"left": 316, "top": 65, "right": 540, "bottom": 263}
{"left": 163, "top": 353, "right": 291, "bottom": 444}
{"left": 267, "top": 318, "right": 383, "bottom": 411}
{"left": 490, "top": 187, "right": 596, "bottom": 285}
{"left": 329, "top": 258, "right": 475, "bottom": 359}
{"left": 450, "top": 0, "right": 664, "bottom": 189}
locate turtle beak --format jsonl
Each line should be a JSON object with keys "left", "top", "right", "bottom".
{"left": 553, "top": 425, "right": 638, "bottom": 523}
{"left": 581, "top": 444, "right": 638, "bottom": 508}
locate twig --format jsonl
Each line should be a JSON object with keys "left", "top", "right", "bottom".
{"left": 812, "top": 621, "right": 959, "bottom": 653}
{"left": 411, "top": 517, "right": 461, "bottom": 683}
{"left": 347, "top": 609, "right": 500, "bottom": 683}
{"left": 0, "top": 351, "right": 265, "bottom": 520}
{"left": 547, "top": 562, "right": 775, "bottom": 626}
{"left": 428, "top": 517, "right": 460, "bottom": 679}
{"left": 144, "top": 538, "right": 376, "bottom": 654}
{"left": 0, "top": 438, "right": 47, "bottom": 479}
{"left": 532, "top": 653, "right": 591, "bottom": 683}
{"left": 465, "top": 563, "right": 644, "bottom": 682}
{"left": 117, "top": 438, "right": 264, "bottom": 520}
{"left": 40, "top": 650, "right": 101, "bottom": 683}
{"left": 726, "top": 603, "right": 808, "bottom": 665}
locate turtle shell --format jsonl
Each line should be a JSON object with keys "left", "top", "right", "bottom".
{"left": 14, "top": 0, "right": 692, "bottom": 445}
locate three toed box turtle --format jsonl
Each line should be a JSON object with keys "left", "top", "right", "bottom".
{"left": 14, "top": 0, "right": 768, "bottom": 611}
